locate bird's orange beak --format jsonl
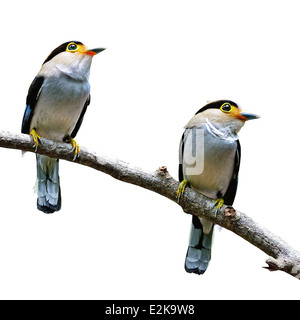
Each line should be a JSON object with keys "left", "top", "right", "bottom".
{"left": 233, "top": 108, "right": 260, "bottom": 121}
{"left": 85, "top": 48, "right": 106, "bottom": 56}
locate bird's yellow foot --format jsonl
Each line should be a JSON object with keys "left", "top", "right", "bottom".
{"left": 177, "top": 179, "right": 189, "bottom": 202}
{"left": 68, "top": 136, "right": 80, "bottom": 161}
{"left": 214, "top": 198, "right": 224, "bottom": 215}
{"left": 30, "top": 129, "right": 41, "bottom": 152}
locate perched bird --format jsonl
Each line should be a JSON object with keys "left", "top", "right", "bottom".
{"left": 177, "top": 100, "right": 259, "bottom": 275}
{"left": 21, "top": 41, "right": 105, "bottom": 213}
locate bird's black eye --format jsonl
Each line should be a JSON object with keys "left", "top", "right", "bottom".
{"left": 67, "top": 43, "right": 78, "bottom": 51}
{"left": 221, "top": 103, "right": 232, "bottom": 112}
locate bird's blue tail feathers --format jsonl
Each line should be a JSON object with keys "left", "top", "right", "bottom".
{"left": 36, "top": 154, "right": 61, "bottom": 213}
{"left": 185, "top": 215, "right": 214, "bottom": 275}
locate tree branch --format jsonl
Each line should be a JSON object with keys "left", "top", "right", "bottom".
{"left": 1, "top": 130, "right": 300, "bottom": 279}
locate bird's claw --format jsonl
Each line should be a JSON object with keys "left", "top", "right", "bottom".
{"left": 214, "top": 198, "right": 224, "bottom": 215}
{"left": 30, "top": 129, "right": 41, "bottom": 152}
{"left": 69, "top": 137, "right": 80, "bottom": 161}
{"left": 176, "top": 179, "right": 188, "bottom": 203}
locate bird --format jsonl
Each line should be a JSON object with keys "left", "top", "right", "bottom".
{"left": 177, "top": 100, "right": 259, "bottom": 275}
{"left": 21, "top": 41, "right": 105, "bottom": 213}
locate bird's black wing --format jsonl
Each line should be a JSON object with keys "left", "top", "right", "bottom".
{"left": 21, "top": 76, "right": 44, "bottom": 134}
{"left": 70, "top": 95, "right": 91, "bottom": 138}
{"left": 178, "top": 131, "right": 186, "bottom": 182}
{"left": 223, "top": 140, "right": 241, "bottom": 206}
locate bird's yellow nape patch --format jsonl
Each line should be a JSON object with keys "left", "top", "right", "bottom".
{"left": 66, "top": 42, "right": 87, "bottom": 54}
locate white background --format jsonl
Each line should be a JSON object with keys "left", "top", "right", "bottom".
{"left": 0, "top": 0, "right": 299, "bottom": 299}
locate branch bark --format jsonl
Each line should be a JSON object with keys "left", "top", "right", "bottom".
{"left": 1, "top": 130, "right": 300, "bottom": 279}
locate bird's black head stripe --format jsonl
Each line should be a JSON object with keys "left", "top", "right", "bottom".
{"left": 43, "top": 41, "right": 83, "bottom": 65}
{"left": 195, "top": 100, "right": 238, "bottom": 115}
